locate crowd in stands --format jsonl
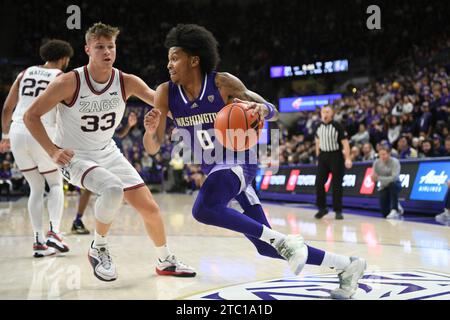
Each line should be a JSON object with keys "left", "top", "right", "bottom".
{"left": 279, "top": 40, "right": 450, "bottom": 166}
{"left": 2, "top": 0, "right": 450, "bottom": 99}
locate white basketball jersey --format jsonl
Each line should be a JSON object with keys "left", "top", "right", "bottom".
{"left": 54, "top": 66, "right": 126, "bottom": 151}
{"left": 12, "top": 66, "right": 62, "bottom": 128}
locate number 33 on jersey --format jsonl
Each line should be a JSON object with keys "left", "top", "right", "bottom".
{"left": 54, "top": 66, "right": 126, "bottom": 150}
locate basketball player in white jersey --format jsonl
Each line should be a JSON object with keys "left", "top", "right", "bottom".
{"left": 1, "top": 40, "right": 73, "bottom": 257}
{"left": 24, "top": 23, "right": 195, "bottom": 281}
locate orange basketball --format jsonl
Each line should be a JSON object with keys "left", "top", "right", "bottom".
{"left": 214, "top": 102, "right": 264, "bottom": 151}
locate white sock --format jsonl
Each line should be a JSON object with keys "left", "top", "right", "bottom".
{"left": 259, "top": 225, "right": 286, "bottom": 247}
{"left": 156, "top": 244, "right": 172, "bottom": 261}
{"left": 45, "top": 172, "right": 64, "bottom": 234}
{"left": 94, "top": 230, "right": 107, "bottom": 247}
{"left": 321, "top": 252, "right": 351, "bottom": 271}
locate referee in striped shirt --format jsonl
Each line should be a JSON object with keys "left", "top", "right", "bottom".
{"left": 314, "top": 105, "right": 352, "bottom": 220}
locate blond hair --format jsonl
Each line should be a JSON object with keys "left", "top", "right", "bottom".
{"left": 85, "top": 22, "right": 120, "bottom": 44}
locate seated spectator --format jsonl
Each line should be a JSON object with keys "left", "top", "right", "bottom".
{"left": 369, "top": 120, "right": 387, "bottom": 145}
{"left": 444, "top": 136, "right": 450, "bottom": 156}
{"left": 432, "top": 133, "right": 446, "bottom": 156}
{"left": 418, "top": 102, "right": 433, "bottom": 137}
{"left": 435, "top": 180, "right": 450, "bottom": 224}
{"left": 141, "top": 152, "right": 153, "bottom": 169}
{"left": 411, "top": 136, "right": 421, "bottom": 151}
{"left": 397, "top": 135, "right": 418, "bottom": 159}
{"left": 350, "top": 123, "right": 370, "bottom": 145}
{"left": 0, "top": 160, "right": 12, "bottom": 196}
{"left": 350, "top": 146, "right": 362, "bottom": 162}
{"left": 133, "top": 163, "right": 150, "bottom": 184}
{"left": 10, "top": 163, "right": 25, "bottom": 191}
{"left": 419, "top": 139, "right": 438, "bottom": 158}
{"left": 371, "top": 144, "right": 403, "bottom": 219}
{"left": 131, "top": 152, "right": 141, "bottom": 166}
{"left": 361, "top": 142, "right": 376, "bottom": 161}
{"left": 387, "top": 116, "right": 402, "bottom": 145}
{"left": 148, "top": 154, "right": 164, "bottom": 184}
{"left": 185, "top": 165, "right": 205, "bottom": 193}
{"left": 392, "top": 96, "right": 413, "bottom": 116}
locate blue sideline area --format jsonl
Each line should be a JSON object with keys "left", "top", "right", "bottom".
{"left": 257, "top": 157, "right": 450, "bottom": 225}
{"left": 260, "top": 198, "right": 445, "bottom": 226}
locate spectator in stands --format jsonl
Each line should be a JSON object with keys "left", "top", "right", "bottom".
{"left": 133, "top": 163, "right": 150, "bottom": 184}
{"left": 400, "top": 113, "right": 415, "bottom": 137}
{"left": 387, "top": 116, "right": 402, "bottom": 145}
{"left": 361, "top": 142, "right": 376, "bottom": 161}
{"left": 0, "top": 160, "right": 12, "bottom": 180}
{"left": 432, "top": 133, "right": 446, "bottom": 156}
{"left": 411, "top": 137, "right": 422, "bottom": 151}
{"left": 350, "top": 146, "right": 362, "bottom": 162}
{"left": 371, "top": 144, "right": 403, "bottom": 219}
{"left": 0, "top": 160, "right": 12, "bottom": 197}
{"left": 419, "top": 139, "right": 437, "bottom": 158}
{"left": 149, "top": 154, "right": 165, "bottom": 184}
{"left": 131, "top": 152, "right": 141, "bottom": 167}
{"left": 397, "top": 135, "right": 418, "bottom": 159}
{"left": 141, "top": 152, "right": 153, "bottom": 170}
{"left": 350, "top": 123, "right": 370, "bottom": 145}
{"left": 444, "top": 136, "right": 450, "bottom": 156}
{"left": 418, "top": 102, "right": 433, "bottom": 137}
{"left": 185, "top": 165, "right": 205, "bottom": 193}
{"left": 435, "top": 180, "right": 450, "bottom": 224}
{"left": 369, "top": 120, "right": 387, "bottom": 146}
{"left": 392, "top": 96, "right": 413, "bottom": 116}
{"left": 10, "top": 163, "right": 25, "bottom": 191}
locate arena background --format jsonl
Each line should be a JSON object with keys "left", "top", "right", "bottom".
{"left": 1, "top": 0, "right": 449, "bottom": 217}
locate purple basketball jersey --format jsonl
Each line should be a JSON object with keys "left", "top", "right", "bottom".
{"left": 168, "top": 72, "right": 257, "bottom": 175}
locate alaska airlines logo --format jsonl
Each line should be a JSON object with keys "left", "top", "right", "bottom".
{"left": 78, "top": 98, "right": 120, "bottom": 113}
{"left": 419, "top": 170, "right": 448, "bottom": 185}
{"left": 183, "top": 270, "right": 450, "bottom": 300}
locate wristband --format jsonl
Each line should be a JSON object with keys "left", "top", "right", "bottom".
{"left": 263, "top": 102, "right": 276, "bottom": 120}
{"left": 2, "top": 133, "right": 9, "bottom": 139}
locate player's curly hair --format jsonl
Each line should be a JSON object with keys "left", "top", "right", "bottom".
{"left": 39, "top": 39, "right": 74, "bottom": 62}
{"left": 85, "top": 22, "right": 120, "bottom": 43}
{"left": 164, "top": 24, "right": 220, "bottom": 74}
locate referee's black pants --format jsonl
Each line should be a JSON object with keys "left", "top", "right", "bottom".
{"left": 315, "top": 151, "right": 344, "bottom": 212}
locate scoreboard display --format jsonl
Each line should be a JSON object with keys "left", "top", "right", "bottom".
{"left": 270, "top": 59, "right": 348, "bottom": 78}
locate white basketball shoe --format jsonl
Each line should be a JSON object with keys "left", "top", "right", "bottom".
{"left": 88, "top": 241, "right": 117, "bottom": 281}
{"left": 46, "top": 231, "right": 69, "bottom": 253}
{"left": 156, "top": 254, "right": 197, "bottom": 277}
{"left": 386, "top": 209, "right": 401, "bottom": 219}
{"left": 275, "top": 235, "right": 308, "bottom": 275}
{"left": 330, "top": 256, "right": 367, "bottom": 299}
{"left": 33, "top": 242, "right": 56, "bottom": 258}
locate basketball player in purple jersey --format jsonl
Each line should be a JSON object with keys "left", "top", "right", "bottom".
{"left": 144, "top": 24, "right": 366, "bottom": 299}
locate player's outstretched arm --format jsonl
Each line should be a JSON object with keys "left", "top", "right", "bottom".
{"left": 0, "top": 73, "right": 21, "bottom": 152}
{"left": 122, "top": 73, "right": 155, "bottom": 106}
{"left": 215, "top": 72, "right": 279, "bottom": 121}
{"left": 23, "top": 73, "right": 75, "bottom": 165}
{"left": 143, "top": 82, "right": 169, "bottom": 155}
